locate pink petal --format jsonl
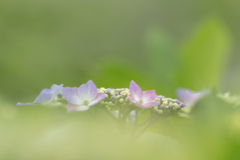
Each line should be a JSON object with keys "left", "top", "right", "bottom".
{"left": 142, "top": 90, "right": 157, "bottom": 103}
{"left": 127, "top": 95, "right": 144, "bottom": 108}
{"left": 128, "top": 95, "right": 159, "bottom": 108}
{"left": 66, "top": 103, "right": 90, "bottom": 113}
{"left": 33, "top": 89, "right": 54, "bottom": 104}
{"left": 142, "top": 102, "right": 160, "bottom": 107}
{"left": 88, "top": 93, "right": 105, "bottom": 107}
{"left": 130, "top": 80, "right": 143, "bottom": 101}
{"left": 62, "top": 87, "right": 83, "bottom": 105}
{"left": 127, "top": 95, "right": 136, "bottom": 103}
{"left": 78, "top": 80, "right": 98, "bottom": 101}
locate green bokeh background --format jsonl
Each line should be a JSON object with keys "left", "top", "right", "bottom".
{"left": 0, "top": 0, "right": 240, "bottom": 159}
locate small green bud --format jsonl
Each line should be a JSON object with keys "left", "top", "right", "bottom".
{"left": 105, "top": 94, "right": 109, "bottom": 99}
{"left": 173, "top": 103, "right": 180, "bottom": 109}
{"left": 119, "top": 98, "right": 124, "bottom": 103}
{"left": 108, "top": 102, "right": 114, "bottom": 106}
{"left": 110, "top": 90, "right": 115, "bottom": 95}
{"left": 163, "top": 101, "right": 168, "bottom": 105}
{"left": 158, "top": 110, "right": 163, "bottom": 114}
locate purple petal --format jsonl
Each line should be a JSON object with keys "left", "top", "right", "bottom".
{"left": 142, "top": 102, "right": 160, "bottom": 107}
{"left": 33, "top": 89, "right": 54, "bottom": 104}
{"left": 176, "top": 88, "right": 203, "bottom": 106}
{"left": 130, "top": 80, "right": 143, "bottom": 101}
{"left": 66, "top": 103, "right": 90, "bottom": 113}
{"left": 88, "top": 93, "right": 105, "bottom": 107}
{"left": 142, "top": 90, "right": 157, "bottom": 103}
{"left": 62, "top": 87, "right": 83, "bottom": 105}
{"left": 78, "top": 80, "right": 98, "bottom": 101}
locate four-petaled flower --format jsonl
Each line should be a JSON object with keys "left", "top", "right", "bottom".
{"left": 62, "top": 80, "right": 105, "bottom": 112}
{"left": 17, "top": 84, "right": 63, "bottom": 106}
{"left": 176, "top": 88, "right": 209, "bottom": 106}
{"left": 127, "top": 80, "right": 160, "bottom": 108}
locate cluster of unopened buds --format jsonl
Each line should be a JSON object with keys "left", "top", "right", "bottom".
{"left": 17, "top": 80, "right": 200, "bottom": 140}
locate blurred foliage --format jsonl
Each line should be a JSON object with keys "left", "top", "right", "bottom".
{"left": 0, "top": 0, "right": 240, "bottom": 159}
{"left": 144, "top": 27, "right": 178, "bottom": 96}
{"left": 177, "top": 17, "right": 231, "bottom": 90}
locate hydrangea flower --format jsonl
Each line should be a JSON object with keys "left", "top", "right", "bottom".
{"left": 62, "top": 80, "right": 105, "bottom": 113}
{"left": 127, "top": 80, "right": 160, "bottom": 108}
{"left": 17, "top": 84, "right": 63, "bottom": 106}
{"left": 176, "top": 88, "right": 209, "bottom": 106}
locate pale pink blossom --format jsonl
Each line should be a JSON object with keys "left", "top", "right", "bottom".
{"left": 127, "top": 81, "right": 160, "bottom": 108}
{"left": 62, "top": 80, "right": 105, "bottom": 112}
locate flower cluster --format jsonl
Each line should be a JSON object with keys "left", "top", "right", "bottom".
{"left": 17, "top": 80, "right": 186, "bottom": 115}
{"left": 17, "top": 80, "right": 189, "bottom": 140}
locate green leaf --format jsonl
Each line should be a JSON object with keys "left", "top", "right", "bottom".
{"left": 177, "top": 17, "right": 232, "bottom": 90}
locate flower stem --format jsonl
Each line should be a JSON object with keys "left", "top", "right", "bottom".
{"left": 132, "top": 114, "right": 174, "bottom": 141}
{"left": 101, "top": 107, "right": 118, "bottom": 122}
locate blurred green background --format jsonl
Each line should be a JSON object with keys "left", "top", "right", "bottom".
{"left": 0, "top": 0, "right": 240, "bottom": 159}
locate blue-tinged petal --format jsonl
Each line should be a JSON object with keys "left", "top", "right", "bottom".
{"left": 78, "top": 80, "right": 98, "bottom": 101}
{"left": 51, "top": 84, "right": 63, "bottom": 97}
{"left": 33, "top": 89, "right": 54, "bottom": 104}
{"left": 17, "top": 102, "right": 36, "bottom": 106}
{"left": 62, "top": 87, "right": 83, "bottom": 105}
{"left": 66, "top": 103, "right": 90, "bottom": 113}
{"left": 142, "top": 90, "right": 157, "bottom": 103}
{"left": 88, "top": 92, "right": 105, "bottom": 107}
{"left": 176, "top": 88, "right": 206, "bottom": 106}
{"left": 130, "top": 80, "right": 143, "bottom": 101}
